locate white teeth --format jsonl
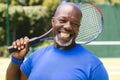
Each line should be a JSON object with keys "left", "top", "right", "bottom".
{"left": 60, "top": 32, "right": 70, "bottom": 38}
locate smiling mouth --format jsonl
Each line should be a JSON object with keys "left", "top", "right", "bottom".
{"left": 57, "top": 30, "right": 74, "bottom": 43}
{"left": 60, "top": 32, "right": 70, "bottom": 38}
{"left": 54, "top": 29, "right": 74, "bottom": 46}
{"left": 58, "top": 29, "right": 73, "bottom": 38}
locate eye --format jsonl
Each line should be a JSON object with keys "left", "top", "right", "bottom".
{"left": 71, "top": 22, "right": 80, "bottom": 27}
{"left": 59, "top": 19, "right": 67, "bottom": 23}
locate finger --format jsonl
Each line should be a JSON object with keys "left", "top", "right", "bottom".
{"left": 20, "top": 38, "right": 24, "bottom": 49}
{"left": 24, "top": 36, "right": 29, "bottom": 45}
{"left": 16, "top": 39, "right": 21, "bottom": 50}
{"left": 12, "top": 41, "right": 17, "bottom": 49}
{"left": 22, "top": 36, "right": 29, "bottom": 49}
{"left": 20, "top": 38, "right": 24, "bottom": 44}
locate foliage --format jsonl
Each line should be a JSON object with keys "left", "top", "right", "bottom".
{"left": 66, "top": 0, "right": 120, "bottom": 4}
{"left": 0, "top": 27, "right": 5, "bottom": 46}
{"left": 0, "top": 3, "right": 6, "bottom": 46}
{"left": 18, "top": 0, "right": 44, "bottom": 6}
{"left": 0, "top": 0, "right": 44, "bottom": 6}
{"left": 0, "top": 1, "right": 60, "bottom": 47}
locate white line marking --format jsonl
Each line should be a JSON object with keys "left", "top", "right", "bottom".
{"left": 80, "top": 41, "right": 120, "bottom": 45}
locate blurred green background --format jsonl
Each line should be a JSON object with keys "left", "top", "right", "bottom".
{"left": 0, "top": 0, "right": 120, "bottom": 57}
{"left": 0, "top": 0, "right": 120, "bottom": 80}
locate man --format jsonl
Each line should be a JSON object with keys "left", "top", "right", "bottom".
{"left": 6, "top": 2, "right": 109, "bottom": 80}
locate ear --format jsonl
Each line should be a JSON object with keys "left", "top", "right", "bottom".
{"left": 51, "top": 17, "right": 55, "bottom": 27}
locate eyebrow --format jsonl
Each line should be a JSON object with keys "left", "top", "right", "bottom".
{"left": 55, "top": 16, "right": 80, "bottom": 23}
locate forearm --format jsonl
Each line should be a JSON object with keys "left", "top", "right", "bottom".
{"left": 6, "top": 62, "right": 21, "bottom": 80}
{"left": 6, "top": 37, "right": 29, "bottom": 80}
{"left": 6, "top": 56, "right": 24, "bottom": 80}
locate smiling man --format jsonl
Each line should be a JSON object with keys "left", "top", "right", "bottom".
{"left": 6, "top": 2, "right": 109, "bottom": 80}
{"left": 52, "top": 3, "right": 82, "bottom": 49}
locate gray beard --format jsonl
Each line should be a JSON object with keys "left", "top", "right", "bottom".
{"left": 55, "top": 35, "right": 73, "bottom": 47}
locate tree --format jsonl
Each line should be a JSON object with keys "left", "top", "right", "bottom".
{"left": 0, "top": 27, "right": 5, "bottom": 46}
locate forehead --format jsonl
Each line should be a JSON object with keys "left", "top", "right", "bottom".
{"left": 55, "top": 3, "right": 82, "bottom": 18}
{"left": 55, "top": 5, "right": 81, "bottom": 22}
{"left": 58, "top": 5, "right": 75, "bottom": 16}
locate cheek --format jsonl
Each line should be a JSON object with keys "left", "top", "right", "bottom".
{"left": 53, "top": 23, "right": 63, "bottom": 31}
{"left": 52, "top": 27, "right": 56, "bottom": 35}
{"left": 52, "top": 26, "right": 59, "bottom": 36}
{"left": 53, "top": 26, "right": 58, "bottom": 33}
{"left": 73, "top": 27, "right": 79, "bottom": 35}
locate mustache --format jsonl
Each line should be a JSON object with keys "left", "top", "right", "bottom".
{"left": 58, "top": 27, "right": 73, "bottom": 34}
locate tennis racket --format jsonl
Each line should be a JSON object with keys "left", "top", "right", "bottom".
{"left": 8, "top": 2, "right": 103, "bottom": 53}
{"left": 76, "top": 2, "right": 103, "bottom": 44}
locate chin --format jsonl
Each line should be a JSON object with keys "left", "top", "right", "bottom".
{"left": 55, "top": 35, "right": 74, "bottom": 47}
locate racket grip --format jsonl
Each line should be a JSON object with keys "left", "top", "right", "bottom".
{"left": 8, "top": 46, "right": 18, "bottom": 53}
{"left": 8, "top": 37, "right": 40, "bottom": 53}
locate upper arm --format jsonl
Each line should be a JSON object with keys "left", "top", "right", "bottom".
{"left": 91, "top": 64, "right": 109, "bottom": 80}
{"left": 20, "top": 69, "right": 28, "bottom": 80}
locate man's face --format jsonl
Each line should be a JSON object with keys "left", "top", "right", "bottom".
{"left": 52, "top": 5, "right": 82, "bottom": 49}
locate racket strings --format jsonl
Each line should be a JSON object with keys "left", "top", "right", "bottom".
{"left": 76, "top": 3, "right": 102, "bottom": 43}
{"left": 76, "top": 30, "right": 98, "bottom": 41}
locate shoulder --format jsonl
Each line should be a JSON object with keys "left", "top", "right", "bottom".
{"left": 76, "top": 44, "right": 103, "bottom": 67}
{"left": 90, "top": 62, "right": 109, "bottom": 80}
{"left": 29, "top": 45, "right": 53, "bottom": 57}
{"left": 77, "top": 45, "right": 108, "bottom": 77}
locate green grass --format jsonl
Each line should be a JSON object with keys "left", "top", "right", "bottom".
{"left": 0, "top": 57, "right": 120, "bottom": 80}
{"left": 0, "top": 57, "right": 10, "bottom": 80}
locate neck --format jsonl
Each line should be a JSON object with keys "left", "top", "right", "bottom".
{"left": 54, "top": 41, "right": 76, "bottom": 50}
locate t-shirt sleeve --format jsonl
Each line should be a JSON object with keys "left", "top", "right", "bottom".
{"left": 91, "top": 63, "right": 109, "bottom": 80}
{"left": 20, "top": 55, "right": 32, "bottom": 77}
{"left": 20, "top": 47, "right": 47, "bottom": 78}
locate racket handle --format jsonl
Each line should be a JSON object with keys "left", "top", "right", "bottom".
{"left": 8, "top": 37, "right": 40, "bottom": 53}
{"left": 8, "top": 46, "right": 18, "bottom": 54}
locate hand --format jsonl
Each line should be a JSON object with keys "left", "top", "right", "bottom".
{"left": 11, "top": 36, "right": 29, "bottom": 59}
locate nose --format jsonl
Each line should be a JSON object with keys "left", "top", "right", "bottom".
{"left": 63, "top": 21, "right": 72, "bottom": 30}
